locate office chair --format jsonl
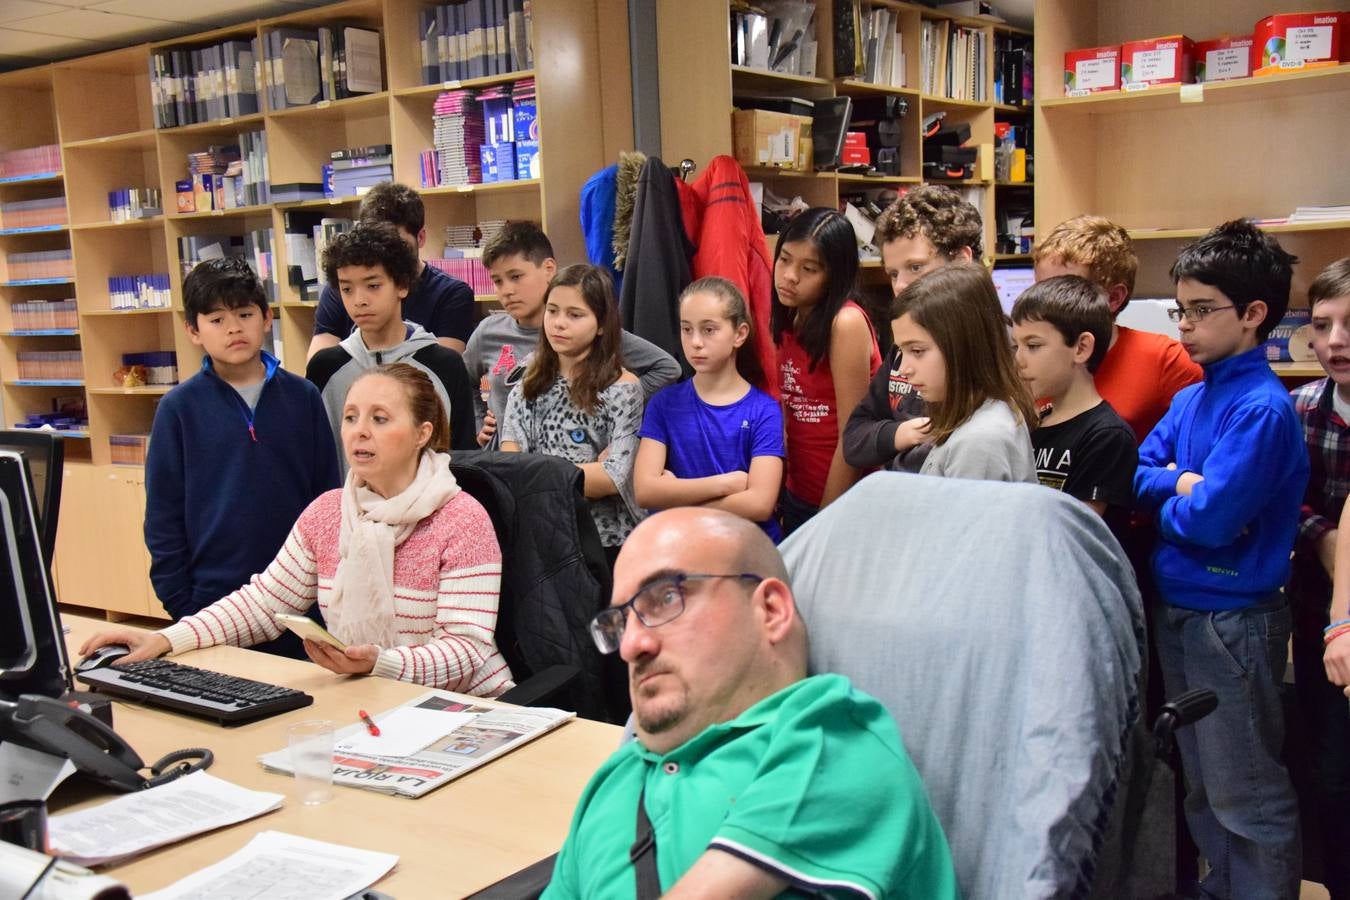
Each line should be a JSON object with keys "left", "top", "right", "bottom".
{"left": 450, "top": 451, "right": 624, "bottom": 723}
{"left": 0, "top": 429, "right": 65, "bottom": 567}
{"left": 781, "top": 472, "right": 1146, "bottom": 900}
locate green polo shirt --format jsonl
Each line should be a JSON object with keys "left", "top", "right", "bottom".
{"left": 543, "top": 673, "right": 958, "bottom": 899}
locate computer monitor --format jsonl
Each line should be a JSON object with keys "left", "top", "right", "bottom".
{"left": 992, "top": 266, "right": 1036, "bottom": 316}
{"left": 0, "top": 450, "right": 71, "bottom": 700}
{"left": 0, "top": 430, "right": 63, "bottom": 566}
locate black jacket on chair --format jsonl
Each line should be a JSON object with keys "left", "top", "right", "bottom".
{"left": 450, "top": 450, "right": 625, "bottom": 723}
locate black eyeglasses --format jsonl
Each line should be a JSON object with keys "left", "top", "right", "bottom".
{"left": 588, "top": 573, "right": 764, "bottom": 654}
{"left": 1167, "top": 304, "right": 1235, "bottom": 323}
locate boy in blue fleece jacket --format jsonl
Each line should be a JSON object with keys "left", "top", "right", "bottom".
{"left": 1134, "top": 220, "right": 1307, "bottom": 899}
{"left": 145, "top": 258, "right": 339, "bottom": 657}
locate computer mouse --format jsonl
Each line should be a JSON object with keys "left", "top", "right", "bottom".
{"left": 76, "top": 644, "right": 131, "bottom": 673}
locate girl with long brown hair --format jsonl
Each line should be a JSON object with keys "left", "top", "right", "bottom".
{"left": 499, "top": 265, "right": 644, "bottom": 563}
{"left": 892, "top": 264, "right": 1038, "bottom": 482}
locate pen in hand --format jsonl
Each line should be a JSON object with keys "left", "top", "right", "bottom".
{"left": 359, "top": 709, "right": 380, "bottom": 737}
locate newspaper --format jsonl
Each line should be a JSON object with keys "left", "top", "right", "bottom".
{"left": 257, "top": 690, "right": 575, "bottom": 799}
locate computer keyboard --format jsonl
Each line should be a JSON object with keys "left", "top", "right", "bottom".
{"left": 76, "top": 658, "right": 314, "bottom": 726}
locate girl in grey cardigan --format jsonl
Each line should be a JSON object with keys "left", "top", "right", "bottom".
{"left": 891, "top": 265, "right": 1038, "bottom": 483}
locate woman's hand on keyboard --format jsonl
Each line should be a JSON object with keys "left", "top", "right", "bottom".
{"left": 79, "top": 628, "right": 172, "bottom": 664}
{"left": 304, "top": 639, "right": 378, "bottom": 676}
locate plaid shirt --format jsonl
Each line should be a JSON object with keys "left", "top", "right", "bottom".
{"left": 1290, "top": 377, "right": 1350, "bottom": 639}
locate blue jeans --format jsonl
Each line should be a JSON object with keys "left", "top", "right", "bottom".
{"left": 1153, "top": 595, "right": 1301, "bottom": 900}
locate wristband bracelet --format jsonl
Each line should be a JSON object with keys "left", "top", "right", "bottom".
{"left": 1326, "top": 617, "right": 1350, "bottom": 634}
{"left": 1324, "top": 626, "right": 1350, "bottom": 647}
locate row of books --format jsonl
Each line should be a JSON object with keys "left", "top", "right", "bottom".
{"left": 177, "top": 229, "right": 278, "bottom": 301}
{"left": 175, "top": 131, "right": 270, "bottom": 212}
{"left": 149, "top": 40, "right": 260, "bottom": 129}
{"left": 330, "top": 144, "right": 393, "bottom": 198}
{"left": 6, "top": 250, "right": 73, "bottom": 281}
{"left": 15, "top": 351, "right": 82, "bottom": 382}
{"left": 0, "top": 145, "right": 60, "bottom": 179}
{"left": 0, "top": 197, "right": 67, "bottom": 230}
{"left": 11, "top": 300, "right": 77, "bottom": 332}
{"left": 108, "top": 274, "right": 171, "bottom": 310}
{"left": 921, "top": 19, "right": 988, "bottom": 101}
{"left": 418, "top": 0, "right": 533, "bottom": 85}
{"left": 856, "top": 7, "right": 907, "bottom": 87}
{"left": 281, "top": 213, "right": 353, "bottom": 302}
{"left": 264, "top": 25, "right": 383, "bottom": 110}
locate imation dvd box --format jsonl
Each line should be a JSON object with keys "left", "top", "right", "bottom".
{"left": 1120, "top": 35, "right": 1195, "bottom": 89}
{"left": 1253, "top": 11, "right": 1347, "bottom": 76}
{"left": 1195, "top": 36, "right": 1254, "bottom": 82}
{"left": 1064, "top": 45, "right": 1121, "bottom": 95}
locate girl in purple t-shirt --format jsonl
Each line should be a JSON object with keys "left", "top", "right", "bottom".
{"left": 634, "top": 277, "right": 785, "bottom": 540}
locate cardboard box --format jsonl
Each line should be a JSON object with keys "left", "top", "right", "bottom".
{"left": 515, "top": 140, "right": 540, "bottom": 180}
{"left": 841, "top": 132, "right": 870, "bottom": 166}
{"left": 479, "top": 144, "right": 499, "bottom": 183}
{"left": 732, "top": 109, "right": 812, "bottom": 171}
{"left": 513, "top": 99, "right": 538, "bottom": 142}
{"left": 1121, "top": 35, "right": 1195, "bottom": 89}
{"left": 1064, "top": 45, "right": 1121, "bottom": 95}
{"left": 1264, "top": 308, "right": 1315, "bottom": 362}
{"left": 1253, "top": 11, "right": 1347, "bottom": 76}
{"left": 1195, "top": 36, "right": 1254, "bottom": 82}
{"left": 175, "top": 179, "right": 194, "bottom": 214}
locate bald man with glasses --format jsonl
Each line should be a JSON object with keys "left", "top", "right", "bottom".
{"left": 542, "top": 507, "right": 956, "bottom": 900}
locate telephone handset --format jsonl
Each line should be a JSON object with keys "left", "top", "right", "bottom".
{"left": 0, "top": 694, "right": 212, "bottom": 792}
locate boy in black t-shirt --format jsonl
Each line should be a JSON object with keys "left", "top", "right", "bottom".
{"left": 1011, "top": 275, "right": 1137, "bottom": 524}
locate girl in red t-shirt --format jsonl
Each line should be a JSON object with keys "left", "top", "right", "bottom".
{"left": 771, "top": 208, "right": 882, "bottom": 535}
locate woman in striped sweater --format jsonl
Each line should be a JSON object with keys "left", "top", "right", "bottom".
{"left": 81, "top": 363, "right": 512, "bottom": 696}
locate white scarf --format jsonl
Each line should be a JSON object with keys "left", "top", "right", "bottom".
{"left": 325, "top": 451, "right": 460, "bottom": 647}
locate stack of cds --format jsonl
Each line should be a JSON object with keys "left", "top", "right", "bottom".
{"left": 187, "top": 145, "right": 240, "bottom": 177}
{"left": 432, "top": 90, "right": 483, "bottom": 186}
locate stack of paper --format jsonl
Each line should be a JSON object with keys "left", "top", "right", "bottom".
{"left": 48, "top": 772, "right": 283, "bottom": 868}
{"left": 141, "top": 832, "right": 397, "bottom": 900}
{"left": 1288, "top": 205, "right": 1350, "bottom": 224}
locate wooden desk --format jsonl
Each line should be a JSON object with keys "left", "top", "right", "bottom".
{"left": 56, "top": 615, "right": 622, "bottom": 896}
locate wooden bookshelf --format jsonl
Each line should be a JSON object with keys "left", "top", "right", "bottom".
{"left": 0, "top": 0, "right": 631, "bottom": 618}
{"left": 655, "top": 0, "right": 1034, "bottom": 270}
{"left": 1034, "top": 0, "right": 1350, "bottom": 304}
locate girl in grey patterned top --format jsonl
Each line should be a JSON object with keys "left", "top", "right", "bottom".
{"left": 500, "top": 265, "right": 644, "bottom": 550}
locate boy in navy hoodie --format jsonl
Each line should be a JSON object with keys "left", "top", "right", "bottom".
{"left": 145, "top": 258, "right": 339, "bottom": 656}
{"left": 1134, "top": 220, "right": 1308, "bottom": 899}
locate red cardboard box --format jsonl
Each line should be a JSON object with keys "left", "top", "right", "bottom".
{"left": 1195, "top": 36, "right": 1254, "bottom": 82}
{"left": 841, "top": 131, "right": 870, "bottom": 166}
{"left": 1121, "top": 35, "right": 1195, "bottom": 89}
{"left": 1253, "top": 11, "right": 1347, "bottom": 76}
{"left": 1064, "top": 45, "right": 1121, "bottom": 95}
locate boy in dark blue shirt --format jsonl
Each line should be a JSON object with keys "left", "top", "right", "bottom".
{"left": 305, "top": 181, "right": 476, "bottom": 361}
{"left": 145, "top": 258, "right": 339, "bottom": 657}
{"left": 1133, "top": 220, "right": 1308, "bottom": 898}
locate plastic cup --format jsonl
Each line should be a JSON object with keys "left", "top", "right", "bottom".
{"left": 287, "top": 719, "right": 335, "bottom": 805}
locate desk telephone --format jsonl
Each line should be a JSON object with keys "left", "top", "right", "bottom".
{"left": 0, "top": 693, "right": 212, "bottom": 793}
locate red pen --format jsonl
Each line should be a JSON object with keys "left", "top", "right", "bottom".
{"left": 359, "top": 710, "right": 380, "bottom": 737}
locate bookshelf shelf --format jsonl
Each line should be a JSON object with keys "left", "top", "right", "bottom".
{"left": 1127, "top": 221, "right": 1350, "bottom": 242}
{"left": 835, "top": 79, "right": 921, "bottom": 99}
{"left": 992, "top": 252, "right": 1031, "bottom": 261}
{"left": 0, "top": 172, "right": 62, "bottom": 186}
{"left": 63, "top": 129, "right": 158, "bottom": 152}
{"left": 86, "top": 385, "right": 173, "bottom": 396}
{"left": 920, "top": 93, "right": 990, "bottom": 110}
{"left": 993, "top": 103, "right": 1030, "bottom": 113}
{"left": 1270, "top": 361, "right": 1326, "bottom": 380}
{"left": 393, "top": 69, "right": 538, "bottom": 99}
{"left": 1, "top": 330, "right": 80, "bottom": 336}
{"left": 420, "top": 178, "right": 542, "bottom": 197}
{"left": 0, "top": 278, "right": 74, "bottom": 287}
{"left": 1041, "top": 63, "right": 1350, "bottom": 114}
{"left": 275, "top": 196, "right": 362, "bottom": 211}
{"left": 995, "top": 181, "right": 1033, "bottom": 187}
{"left": 80, "top": 309, "right": 173, "bottom": 317}
{"left": 837, "top": 173, "right": 923, "bottom": 185}
{"left": 71, "top": 218, "right": 163, "bottom": 232}
{"left": 0, "top": 225, "right": 68, "bottom": 236}
{"left": 170, "top": 204, "right": 272, "bottom": 221}
{"left": 5, "top": 379, "right": 84, "bottom": 387}
{"left": 266, "top": 92, "right": 390, "bottom": 121}
{"left": 158, "top": 113, "right": 266, "bottom": 136}
{"left": 730, "top": 65, "right": 832, "bottom": 88}
{"left": 474, "top": 294, "right": 497, "bottom": 304}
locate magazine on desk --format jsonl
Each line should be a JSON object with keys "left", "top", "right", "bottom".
{"left": 257, "top": 690, "right": 575, "bottom": 799}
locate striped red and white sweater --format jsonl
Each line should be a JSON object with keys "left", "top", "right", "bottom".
{"left": 157, "top": 488, "right": 513, "bottom": 696}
